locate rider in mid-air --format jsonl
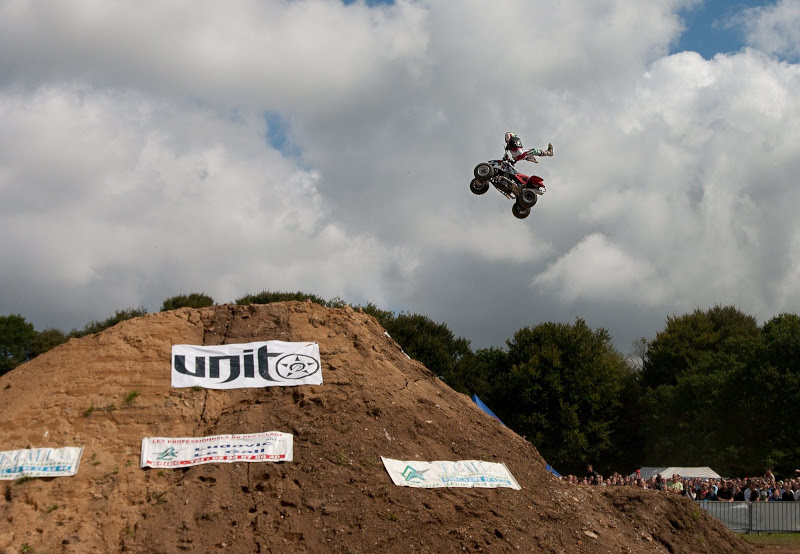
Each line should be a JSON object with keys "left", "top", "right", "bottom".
{"left": 503, "top": 132, "right": 553, "bottom": 193}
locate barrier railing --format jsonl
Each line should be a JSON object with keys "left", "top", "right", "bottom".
{"left": 697, "top": 501, "right": 800, "bottom": 533}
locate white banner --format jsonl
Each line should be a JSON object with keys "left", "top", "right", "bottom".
{"left": 172, "top": 341, "right": 321, "bottom": 389}
{"left": 381, "top": 457, "right": 521, "bottom": 490}
{"left": 0, "top": 447, "right": 84, "bottom": 479}
{"left": 140, "top": 432, "right": 293, "bottom": 468}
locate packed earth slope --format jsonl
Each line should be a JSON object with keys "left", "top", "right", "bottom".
{"left": 0, "top": 302, "right": 752, "bottom": 553}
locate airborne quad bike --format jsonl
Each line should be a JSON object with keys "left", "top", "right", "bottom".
{"left": 470, "top": 159, "right": 545, "bottom": 219}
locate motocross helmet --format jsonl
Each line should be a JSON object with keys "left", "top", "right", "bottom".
{"left": 506, "top": 134, "right": 523, "bottom": 149}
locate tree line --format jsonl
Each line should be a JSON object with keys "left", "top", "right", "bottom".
{"left": 2, "top": 292, "right": 798, "bottom": 480}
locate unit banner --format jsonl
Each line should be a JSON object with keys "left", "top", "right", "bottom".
{"left": 141, "top": 432, "right": 293, "bottom": 468}
{"left": 172, "top": 341, "right": 321, "bottom": 389}
{"left": 381, "top": 457, "right": 521, "bottom": 489}
{"left": 0, "top": 447, "right": 84, "bottom": 479}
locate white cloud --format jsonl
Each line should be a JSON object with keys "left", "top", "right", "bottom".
{"left": 0, "top": 0, "right": 430, "bottom": 113}
{"left": 529, "top": 46, "right": 800, "bottom": 326}
{"left": 1, "top": 0, "right": 800, "bottom": 351}
{"left": 532, "top": 233, "right": 664, "bottom": 304}
{"left": 731, "top": 0, "right": 800, "bottom": 61}
{"left": 0, "top": 84, "right": 416, "bottom": 328}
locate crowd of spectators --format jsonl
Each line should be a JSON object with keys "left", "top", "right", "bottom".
{"left": 563, "top": 465, "right": 800, "bottom": 502}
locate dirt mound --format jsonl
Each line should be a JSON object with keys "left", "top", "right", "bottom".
{"left": 0, "top": 302, "right": 752, "bottom": 553}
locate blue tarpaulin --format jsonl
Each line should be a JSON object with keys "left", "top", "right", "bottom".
{"left": 471, "top": 394, "right": 504, "bottom": 425}
{"left": 545, "top": 464, "right": 561, "bottom": 477}
{"left": 471, "top": 394, "right": 561, "bottom": 478}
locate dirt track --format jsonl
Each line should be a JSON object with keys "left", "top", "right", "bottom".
{"left": 0, "top": 302, "right": 754, "bottom": 553}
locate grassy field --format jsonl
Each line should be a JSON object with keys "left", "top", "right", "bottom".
{"left": 739, "top": 533, "right": 800, "bottom": 550}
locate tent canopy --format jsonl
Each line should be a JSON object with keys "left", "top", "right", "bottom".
{"left": 631, "top": 466, "right": 721, "bottom": 480}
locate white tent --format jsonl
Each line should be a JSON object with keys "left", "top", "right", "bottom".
{"left": 631, "top": 467, "right": 722, "bottom": 480}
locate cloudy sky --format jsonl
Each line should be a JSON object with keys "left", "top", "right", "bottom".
{"left": 2, "top": 0, "right": 800, "bottom": 354}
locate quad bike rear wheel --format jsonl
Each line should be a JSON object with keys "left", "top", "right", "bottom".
{"left": 517, "top": 188, "right": 538, "bottom": 208}
{"left": 512, "top": 203, "right": 530, "bottom": 219}
{"left": 474, "top": 163, "right": 494, "bottom": 181}
{"left": 470, "top": 178, "right": 490, "bottom": 195}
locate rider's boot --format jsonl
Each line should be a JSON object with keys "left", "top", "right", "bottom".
{"left": 545, "top": 143, "right": 553, "bottom": 156}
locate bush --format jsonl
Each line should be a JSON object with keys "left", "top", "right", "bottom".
{"left": 161, "top": 293, "right": 214, "bottom": 311}
{"left": 70, "top": 308, "right": 148, "bottom": 338}
{"left": 236, "top": 290, "right": 327, "bottom": 306}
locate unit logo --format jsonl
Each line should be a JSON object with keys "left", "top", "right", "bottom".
{"left": 173, "top": 341, "right": 320, "bottom": 386}
{"left": 275, "top": 354, "right": 320, "bottom": 379}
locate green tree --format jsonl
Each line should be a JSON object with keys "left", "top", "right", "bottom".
{"left": 161, "top": 292, "right": 214, "bottom": 311}
{"left": 457, "top": 346, "right": 509, "bottom": 401}
{"left": 358, "top": 302, "right": 395, "bottom": 328}
{"left": 70, "top": 308, "right": 148, "bottom": 338}
{"left": 29, "top": 328, "right": 68, "bottom": 358}
{"left": 747, "top": 313, "right": 800, "bottom": 475}
{"left": 492, "top": 319, "right": 631, "bottom": 475}
{"left": 641, "top": 305, "right": 759, "bottom": 389}
{"left": 0, "top": 314, "right": 36, "bottom": 376}
{"left": 382, "top": 313, "right": 471, "bottom": 390}
{"left": 639, "top": 306, "right": 764, "bottom": 474}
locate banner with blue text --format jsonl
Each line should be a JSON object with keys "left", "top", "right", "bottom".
{"left": 140, "top": 431, "right": 293, "bottom": 468}
{"left": 381, "top": 457, "right": 521, "bottom": 489}
{"left": 0, "top": 447, "right": 84, "bottom": 479}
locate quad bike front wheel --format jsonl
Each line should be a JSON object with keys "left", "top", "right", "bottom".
{"left": 512, "top": 203, "right": 530, "bottom": 219}
{"left": 470, "top": 178, "right": 490, "bottom": 195}
{"left": 474, "top": 163, "right": 494, "bottom": 181}
{"left": 517, "top": 188, "right": 538, "bottom": 208}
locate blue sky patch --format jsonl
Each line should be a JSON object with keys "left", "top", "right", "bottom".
{"left": 673, "top": 0, "right": 774, "bottom": 58}
{"left": 264, "top": 111, "right": 299, "bottom": 158}
{"left": 341, "top": 0, "right": 394, "bottom": 6}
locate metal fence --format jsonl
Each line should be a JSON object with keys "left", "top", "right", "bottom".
{"left": 697, "top": 501, "right": 800, "bottom": 533}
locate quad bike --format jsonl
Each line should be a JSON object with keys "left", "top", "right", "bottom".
{"left": 470, "top": 158, "right": 546, "bottom": 220}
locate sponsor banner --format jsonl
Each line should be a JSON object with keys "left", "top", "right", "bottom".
{"left": 381, "top": 457, "right": 521, "bottom": 490}
{"left": 0, "top": 447, "right": 84, "bottom": 479}
{"left": 172, "top": 341, "right": 321, "bottom": 389}
{"left": 140, "top": 431, "right": 293, "bottom": 468}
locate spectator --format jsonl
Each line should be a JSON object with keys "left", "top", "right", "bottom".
{"left": 717, "top": 481, "right": 734, "bottom": 501}
{"left": 744, "top": 480, "right": 754, "bottom": 502}
{"left": 561, "top": 469, "right": 800, "bottom": 503}
{"left": 667, "top": 474, "right": 684, "bottom": 493}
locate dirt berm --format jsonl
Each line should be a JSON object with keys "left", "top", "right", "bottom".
{"left": 0, "top": 302, "right": 752, "bottom": 553}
